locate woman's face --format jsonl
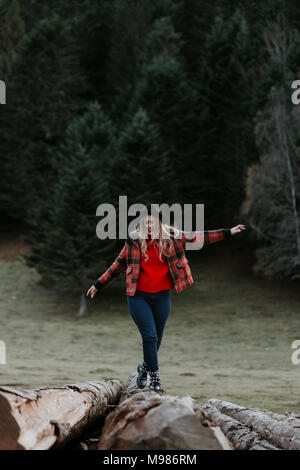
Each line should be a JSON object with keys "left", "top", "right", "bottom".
{"left": 146, "top": 215, "right": 157, "bottom": 237}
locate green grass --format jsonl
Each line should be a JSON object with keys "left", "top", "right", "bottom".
{"left": 1, "top": 240, "right": 300, "bottom": 413}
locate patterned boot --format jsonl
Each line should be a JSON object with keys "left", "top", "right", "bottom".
{"left": 136, "top": 360, "right": 148, "bottom": 388}
{"left": 149, "top": 369, "right": 161, "bottom": 392}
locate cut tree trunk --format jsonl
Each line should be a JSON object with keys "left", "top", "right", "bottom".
{"left": 97, "top": 370, "right": 232, "bottom": 450}
{"left": 0, "top": 380, "right": 124, "bottom": 450}
{"left": 76, "top": 292, "right": 87, "bottom": 318}
{"left": 202, "top": 403, "right": 280, "bottom": 450}
{"left": 204, "top": 399, "right": 300, "bottom": 450}
{"left": 252, "top": 407, "right": 300, "bottom": 424}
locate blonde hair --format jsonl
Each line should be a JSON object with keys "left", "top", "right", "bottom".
{"left": 129, "top": 214, "right": 182, "bottom": 261}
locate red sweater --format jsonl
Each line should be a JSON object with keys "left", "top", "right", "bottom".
{"left": 136, "top": 238, "right": 174, "bottom": 293}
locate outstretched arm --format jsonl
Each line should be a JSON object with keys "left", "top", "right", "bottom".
{"left": 181, "top": 224, "right": 246, "bottom": 249}
{"left": 86, "top": 241, "right": 128, "bottom": 297}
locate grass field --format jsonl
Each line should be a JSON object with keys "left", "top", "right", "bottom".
{"left": 1, "top": 233, "right": 300, "bottom": 413}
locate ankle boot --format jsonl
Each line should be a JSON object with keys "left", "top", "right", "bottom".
{"left": 149, "top": 369, "right": 161, "bottom": 392}
{"left": 136, "top": 360, "right": 148, "bottom": 388}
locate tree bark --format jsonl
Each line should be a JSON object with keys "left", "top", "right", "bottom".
{"left": 0, "top": 380, "right": 124, "bottom": 450}
{"left": 202, "top": 403, "right": 280, "bottom": 450}
{"left": 252, "top": 407, "right": 300, "bottom": 424}
{"left": 205, "top": 399, "right": 300, "bottom": 450}
{"left": 97, "top": 370, "right": 232, "bottom": 450}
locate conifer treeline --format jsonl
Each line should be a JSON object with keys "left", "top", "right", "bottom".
{"left": 0, "top": 0, "right": 299, "bottom": 297}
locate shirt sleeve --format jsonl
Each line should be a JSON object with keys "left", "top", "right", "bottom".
{"left": 93, "top": 241, "right": 127, "bottom": 290}
{"left": 181, "top": 228, "right": 232, "bottom": 249}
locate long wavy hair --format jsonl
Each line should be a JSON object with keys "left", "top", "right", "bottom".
{"left": 129, "top": 214, "right": 182, "bottom": 261}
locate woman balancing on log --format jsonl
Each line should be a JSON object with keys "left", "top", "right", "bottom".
{"left": 86, "top": 203, "right": 245, "bottom": 393}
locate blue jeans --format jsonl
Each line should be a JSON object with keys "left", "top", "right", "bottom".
{"left": 127, "top": 289, "right": 171, "bottom": 371}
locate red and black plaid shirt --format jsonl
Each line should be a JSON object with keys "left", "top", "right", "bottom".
{"left": 93, "top": 228, "right": 232, "bottom": 296}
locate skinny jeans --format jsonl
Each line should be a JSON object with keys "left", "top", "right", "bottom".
{"left": 127, "top": 289, "right": 171, "bottom": 371}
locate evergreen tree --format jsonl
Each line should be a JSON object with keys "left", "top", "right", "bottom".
{"left": 0, "top": 0, "right": 25, "bottom": 220}
{"left": 76, "top": 0, "right": 115, "bottom": 107}
{"left": 106, "top": 0, "right": 155, "bottom": 100}
{"left": 0, "top": 0, "right": 91, "bottom": 32}
{"left": 20, "top": 102, "right": 117, "bottom": 316}
{"left": 0, "top": 0, "right": 25, "bottom": 83}
{"left": 108, "top": 106, "right": 178, "bottom": 212}
{"left": 0, "top": 12, "right": 86, "bottom": 222}
{"left": 171, "top": 0, "right": 222, "bottom": 76}
{"left": 172, "top": 1, "right": 287, "bottom": 225}
{"left": 122, "top": 16, "right": 203, "bottom": 210}
{"left": 192, "top": 9, "right": 255, "bottom": 226}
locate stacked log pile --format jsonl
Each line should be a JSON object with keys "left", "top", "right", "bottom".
{"left": 202, "top": 399, "right": 300, "bottom": 450}
{"left": 1, "top": 375, "right": 299, "bottom": 450}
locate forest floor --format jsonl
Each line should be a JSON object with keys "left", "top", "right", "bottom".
{"left": 0, "top": 226, "right": 300, "bottom": 413}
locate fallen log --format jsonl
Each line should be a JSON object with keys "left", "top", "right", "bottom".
{"left": 0, "top": 380, "right": 124, "bottom": 450}
{"left": 97, "top": 370, "right": 232, "bottom": 450}
{"left": 252, "top": 408, "right": 300, "bottom": 426}
{"left": 205, "top": 399, "right": 300, "bottom": 450}
{"left": 202, "top": 403, "right": 280, "bottom": 450}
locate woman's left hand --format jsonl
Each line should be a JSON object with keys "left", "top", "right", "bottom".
{"left": 231, "top": 224, "right": 246, "bottom": 235}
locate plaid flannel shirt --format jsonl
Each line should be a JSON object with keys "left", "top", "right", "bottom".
{"left": 92, "top": 228, "right": 232, "bottom": 296}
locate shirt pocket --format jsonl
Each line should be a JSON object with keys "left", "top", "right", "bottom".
{"left": 175, "top": 258, "right": 191, "bottom": 283}
{"left": 126, "top": 265, "right": 133, "bottom": 274}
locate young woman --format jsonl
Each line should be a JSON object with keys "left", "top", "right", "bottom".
{"left": 86, "top": 204, "right": 245, "bottom": 393}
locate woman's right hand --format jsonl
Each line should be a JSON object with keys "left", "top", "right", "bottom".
{"left": 86, "top": 285, "right": 98, "bottom": 298}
